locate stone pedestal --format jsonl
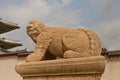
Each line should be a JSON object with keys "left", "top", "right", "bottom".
{"left": 15, "top": 56, "right": 105, "bottom": 80}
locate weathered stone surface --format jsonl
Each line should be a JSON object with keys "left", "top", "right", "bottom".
{"left": 16, "top": 56, "right": 105, "bottom": 80}
{"left": 26, "top": 20, "right": 101, "bottom": 62}
{"left": 23, "top": 74, "right": 100, "bottom": 80}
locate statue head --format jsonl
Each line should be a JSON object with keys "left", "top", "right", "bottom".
{"left": 27, "top": 20, "right": 45, "bottom": 43}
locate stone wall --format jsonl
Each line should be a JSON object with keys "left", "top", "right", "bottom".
{"left": 0, "top": 56, "right": 25, "bottom": 80}
{"left": 102, "top": 56, "right": 120, "bottom": 80}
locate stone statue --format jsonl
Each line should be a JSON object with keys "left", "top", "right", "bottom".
{"left": 26, "top": 20, "right": 101, "bottom": 62}
{"left": 16, "top": 20, "right": 105, "bottom": 80}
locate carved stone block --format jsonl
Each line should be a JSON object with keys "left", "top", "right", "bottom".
{"left": 16, "top": 56, "right": 105, "bottom": 80}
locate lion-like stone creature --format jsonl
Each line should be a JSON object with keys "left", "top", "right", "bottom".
{"left": 26, "top": 20, "right": 101, "bottom": 62}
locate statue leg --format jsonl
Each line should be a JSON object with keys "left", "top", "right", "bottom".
{"left": 63, "top": 50, "right": 84, "bottom": 58}
{"left": 26, "top": 32, "right": 52, "bottom": 62}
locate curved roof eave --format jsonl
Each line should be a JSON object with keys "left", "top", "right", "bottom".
{"left": 0, "top": 19, "right": 20, "bottom": 34}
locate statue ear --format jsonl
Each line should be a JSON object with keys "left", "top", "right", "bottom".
{"left": 38, "top": 23, "right": 46, "bottom": 31}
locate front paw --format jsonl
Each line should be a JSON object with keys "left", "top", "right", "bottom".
{"left": 26, "top": 53, "right": 44, "bottom": 62}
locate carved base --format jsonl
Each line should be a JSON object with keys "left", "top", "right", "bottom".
{"left": 23, "top": 74, "right": 100, "bottom": 80}
{"left": 16, "top": 56, "right": 105, "bottom": 80}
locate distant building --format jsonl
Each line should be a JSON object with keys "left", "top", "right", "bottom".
{"left": 101, "top": 48, "right": 120, "bottom": 80}
{"left": 0, "top": 49, "right": 32, "bottom": 80}
{"left": 0, "top": 18, "right": 29, "bottom": 80}
{"left": 0, "top": 18, "right": 22, "bottom": 49}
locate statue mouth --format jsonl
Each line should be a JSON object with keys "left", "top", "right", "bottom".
{"left": 27, "top": 27, "right": 39, "bottom": 37}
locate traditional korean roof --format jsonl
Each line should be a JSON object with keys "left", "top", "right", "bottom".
{"left": 0, "top": 48, "right": 32, "bottom": 57}
{"left": 0, "top": 38, "right": 22, "bottom": 49}
{"left": 101, "top": 48, "right": 120, "bottom": 58}
{"left": 0, "top": 47, "right": 120, "bottom": 58}
{"left": 0, "top": 18, "right": 20, "bottom": 34}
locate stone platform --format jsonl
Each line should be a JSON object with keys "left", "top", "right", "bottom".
{"left": 15, "top": 56, "right": 105, "bottom": 80}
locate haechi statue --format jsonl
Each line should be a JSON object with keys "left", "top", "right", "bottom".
{"left": 26, "top": 20, "right": 101, "bottom": 62}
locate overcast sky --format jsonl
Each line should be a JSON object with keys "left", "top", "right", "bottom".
{"left": 0, "top": 0, "right": 120, "bottom": 51}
